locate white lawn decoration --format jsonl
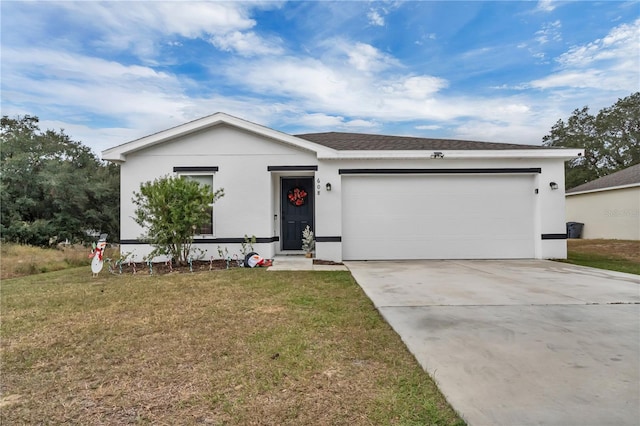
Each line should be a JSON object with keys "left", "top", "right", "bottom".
{"left": 302, "top": 225, "right": 315, "bottom": 256}
{"left": 90, "top": 234, "right": 108, "bottom": 276}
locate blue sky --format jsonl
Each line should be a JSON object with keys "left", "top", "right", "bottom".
{"left": 1, "top": 1, "right": 638, "bottom": 156}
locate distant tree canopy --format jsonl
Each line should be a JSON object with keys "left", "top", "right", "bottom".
{"left": 543, "top": 92, "right": 640, "bottom": 189}
{"left": 1, "top": 115, "right": 119, "bottom": 245}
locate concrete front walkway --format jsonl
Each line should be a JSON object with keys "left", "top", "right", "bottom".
{"left": 346, "top": 260, "right": 640, "bottom": 426}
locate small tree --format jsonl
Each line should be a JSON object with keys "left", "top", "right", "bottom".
{"left": 132, "top": 175, "right": 223, "bottom": 264}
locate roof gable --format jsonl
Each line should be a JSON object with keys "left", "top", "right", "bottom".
{"left": 567, "top": 163, "right": 640, "bottom": 194}
{"left": 101, "top": 112, "right": 334, "bottom": 162}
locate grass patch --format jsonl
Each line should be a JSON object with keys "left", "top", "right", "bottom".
{"left": 560, "top": 239, "right": 640, "bottom": 275}
{"left": 1, "top": 268, "right": 464, "bottom": 425}
{"left": 0, "top": 243, "right": 113, "bottom": 280}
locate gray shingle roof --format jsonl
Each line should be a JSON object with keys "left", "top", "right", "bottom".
{"left": 295, "top": 131, "right": 550, "bottom": 151}
{"left": 566, "top": 163, "right": 640, "bottom": 193}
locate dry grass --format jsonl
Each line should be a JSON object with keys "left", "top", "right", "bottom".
{"left": 1, "top": 268, "right": 464, "bottom": 425}
{"left": 0, "top": 243, "right": 116, "bottom": 280}
{"left": 567, "top": 239, "right": 640, "bottom": 263}
{"left": 564, "top": 239, "right": 640, "bottom": 275}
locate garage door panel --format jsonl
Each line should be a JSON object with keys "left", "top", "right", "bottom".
{"left": 342, "top": 175, "right": 535, "bottom": 260}
{"left": 347, "top": 236, "right": 532, "bottom": 260}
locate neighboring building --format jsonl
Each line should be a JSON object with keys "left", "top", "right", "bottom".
{"left": 565, "top": 164, "right": 640, "bottom": 240}
{"left": 102, "top": 113, "right": 582, "bottom": 262}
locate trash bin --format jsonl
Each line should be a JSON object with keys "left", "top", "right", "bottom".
{"left": 566, "top": 222, "right": 584, "bottom": 239}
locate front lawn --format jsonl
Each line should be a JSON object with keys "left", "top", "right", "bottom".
{"left": 562, "top": 239, "right": 640, "bottom": 275}
{"left": 1, "top": 268, "right": 464, "bottom": 425}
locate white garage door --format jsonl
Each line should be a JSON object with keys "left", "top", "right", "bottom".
{"left": 342, "top": 174, "right": 536, "bottom": 260}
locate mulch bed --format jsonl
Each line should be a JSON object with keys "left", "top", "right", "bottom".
{"left": 103, "top": 259, "right": 244, "bottom": 275}
{"left": 313, "top": 259, "right": 344, "bottom": 266}
{"left": 101, "top": 258, "right": 344, "bottom": 276}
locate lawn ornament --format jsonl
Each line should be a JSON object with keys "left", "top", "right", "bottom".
{"left": 244, "top": 252, "right": 273, "bottom": 268}
{"left": 89, "top": 234, "right": 108, "bottom": 276}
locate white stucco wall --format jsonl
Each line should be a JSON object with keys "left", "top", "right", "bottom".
{"left": 115, "top": 122, "right": 572, "bottom": 262}
{"left": 314, "top": 157, "right": 569, "bottom": 261}
{"left": 566, "top": 187, "right": 640, "bottom": 240}
{"left": 119, "top": 124, "right": 316, "bottom": 261}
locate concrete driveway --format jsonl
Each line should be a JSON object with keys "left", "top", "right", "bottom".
{"left": 345, "top": 260, "right": 640, "bottom": 426}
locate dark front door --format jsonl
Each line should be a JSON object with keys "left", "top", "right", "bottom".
{"left": 281, "top": 177, "right": 314, "bottom": 250}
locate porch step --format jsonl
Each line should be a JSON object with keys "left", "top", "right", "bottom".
{"left": 268, "top": 256, "right": 312, "bottom": 271}
{"left": 267, "top": 256, "right": 348, "bottom": 271}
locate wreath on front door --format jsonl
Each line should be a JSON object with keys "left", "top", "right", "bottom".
{"left": 287, "top": 187, "right": 308, "bottom": 207}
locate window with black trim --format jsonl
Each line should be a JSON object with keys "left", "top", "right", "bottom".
{"left": 183, "top": 174, "right": 214, "bottom": 236}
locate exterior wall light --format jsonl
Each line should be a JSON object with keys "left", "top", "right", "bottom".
{"left": 549, "top": 182, "right": 559, "bottom": 190}
{"left": 326, "top": 182, "right": 332, "bottom": 191}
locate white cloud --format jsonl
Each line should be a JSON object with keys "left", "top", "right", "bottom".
{"left": 152, "top": 2, "right": 257, "bottom": 37}
{"left": 219, "top": 47, "right": 540, "bottom": 129}
{"left": 49, "top": 2, "right": 281, "bottom": 60}
{"left": 415, "top": 124, "right": 442, "bottom": 130}
{"left": 294, "top": 113, "right": 379, "bottom": 131}
{"left": 62, "top": 1, "right": 257, "bottom": 39}
{"left": 536, "top": 0, "right": 557, "bottom": 13}
{"left": 535, "top": 20, "right": 562, "bottom": 45}
{"left": 0, "top": 34, "right": 576, "bottom": 152}
{"left": 224, "top": 56, "right": 353, "bottom": 105}
{"left": 210, "top": 31, "right": 284, "bottom": 56}
{"left": 531, "top": 71, "right": 598, "bottom": 89}
{"left": 367, "top": 9, "right": 385, "bottom": 26}
{"left": 415, "top": 33, "right": 436, "bottom": 45}
{"left": 346, "top": 42, "right": 399, "bottom": 73}
{"left": 383, "top": 76, "right": 449, "bottom": 99}
{"left": 366, "top": 3, "right": 403, "bottom": 27}
{"left": 1, "top": 46, "right": 195, "bottom": 145}
{"left": 294, "top": 113, "right": 347, "bottom": 128}
{"left": 4, "top": 1, "right": 635, "bottom": 153}
{"left": 529, "top": 19, "right": 640, "bottom": 91}
{"left": 343, "top": 119, "right": 379, "bottom": 129}
{"left": 453, "top": 120, "right": 542, "bottom": 144}
{"left": 39, "top": 120, "right": 140, "bottom": 157}
{"left": 557, "top": 18, "right": 639, "bottom": 67}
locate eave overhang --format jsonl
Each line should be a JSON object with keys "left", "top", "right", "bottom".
{"left": 101, "top": 112, "right": 584, "bottom": 164}
{"left": 566, "top": 182, "right": 640, "bottom": 196}
{"left": 101, "top": 112, "right": 337, "bottom": 162}
{"left": 316, "top": 148, "right": 584, "bottom": 160}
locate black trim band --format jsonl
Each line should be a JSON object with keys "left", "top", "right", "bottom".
{"left": 173, "top": 166, "right": 219, "bottom": 172}
{"left": 267, "top": 165, "right": 318, "bottom": 171}
{"left": 121, "top": 237, "right": 279, "bottom": 244}
{"left": 316, "top": 236, "right": 342, "bottom": 242}
{"left": 339, "top": 168, "right": 542, "bottom": 175}
{"left": 541, "top": 233, "right": 567, "bottom": 240}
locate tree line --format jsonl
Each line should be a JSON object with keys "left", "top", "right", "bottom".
{"left": 1, "top": 115, "right": 119, "bottom": 245}
{"left": 1, "top": 92, "right": 637, "bottom": 246}
{"left": 543, "top": 92, "right": 639, "bottom": 189}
